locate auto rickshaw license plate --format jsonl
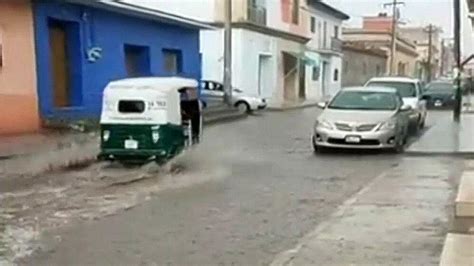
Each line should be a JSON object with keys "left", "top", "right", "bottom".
{"left": 124, "top": 139, "right": 138, "bottom": 149}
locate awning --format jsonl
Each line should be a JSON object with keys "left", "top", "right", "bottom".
{"left": 303, "top": 51, "right": 321, "bottom": 67}
{"left": 283, "top": 51, "right": 321, "bottom": 67}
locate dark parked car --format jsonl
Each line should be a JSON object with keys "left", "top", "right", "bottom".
{"left": 423, "top": 81, "right": 456, "bottom": 109}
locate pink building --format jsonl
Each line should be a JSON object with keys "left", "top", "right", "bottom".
{"left": 363, "top": 14, "right": 394, "bottom": 33}
{"left": 0, "top": 0, "right": 39, "bottom": 135}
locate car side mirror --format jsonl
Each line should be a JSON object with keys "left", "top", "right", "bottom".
{"left": 421, "top": 94, "right": 430, "bottom": 101}
{"left": 317, "top": 102, "right": 327, "bottom": 109}
{"left": 400, "top": 104, "right": 412, "bottom": 112}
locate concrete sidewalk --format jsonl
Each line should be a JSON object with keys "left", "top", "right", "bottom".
{"left": 407, "top": 112, "right": 474, "bottom": 155}
{"left": 0, "top": 132, "right": 99, "bottom": 176}
{"left": 0, "top": 132, "right": 90, "bottom": 158}
{"left": 0, "top": 110, "right": 250, "bottom": 176}
{"left": 271, "top": 157, "right": 461, "bottom": 265}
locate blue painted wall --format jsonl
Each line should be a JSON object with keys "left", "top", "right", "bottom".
{"left": 33, "top": 2, "right": 201, "bottom": 120}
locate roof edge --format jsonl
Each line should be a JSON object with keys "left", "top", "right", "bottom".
{"left": 65, "top": 0, "right": 215, "bottom": 30}
{"left": 342, "top": 44, "right": 388, "bottom": 58}
{"left": 306, "top": 0, "right": 350, "bottom": 20}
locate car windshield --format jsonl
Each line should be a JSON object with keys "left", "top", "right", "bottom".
{"left": 328, "top": 91, "right": 398, "bottom": 111}
{"left": 367, "top": 81, "right": 417, "bottom": 97}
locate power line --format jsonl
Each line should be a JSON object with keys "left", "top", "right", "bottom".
{"left": 383, "top": 0, "right": 405, "bottom": 75}
{"left": 424, "top": 24, "right": 435, "bottom": 82}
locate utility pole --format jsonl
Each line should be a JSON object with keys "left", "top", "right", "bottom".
{"left": 439, "top": 38, "right": 445, "bottom": 77}
{"left": 425, "top": 24, "right": 434, "bottom": 83}
{"left": 453, "top": 0, "right": 462, "bottom": 121}
{"left": 384, "top": 0, "right": 405, "bottom": 75}
{"left": 223, "top": 0, "right": 232, "bottom": 106}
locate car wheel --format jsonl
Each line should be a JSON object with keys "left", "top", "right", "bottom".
{"left": 403, "top": 128, "right": 409, "bottom": 145}
{"left": 419, "top": 117, "right": 426, "bottom": 129}
{"left": 391, "top": 135, "right": 405, "bottom": 154}
{"left": 236, "top": 101, "right": 251, "bottom": 113}
{"left": 409, "top": 119, "right": 419, "bottom": 135}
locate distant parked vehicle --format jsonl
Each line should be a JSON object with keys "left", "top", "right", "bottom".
{"left": 423, "top": 81, "right": 456, "bottom": 109}
{"left": 200, "top": 80, "right": 267, "bottom": 113}
{"left": 312, "top": 87, "right": 411, "bottom": 153}
{"left": 365, "top": 77, "right": 427, "bottom": 132}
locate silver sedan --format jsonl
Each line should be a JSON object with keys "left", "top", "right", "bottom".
{"left": 312, "top": 87, "right": 412, "bottom": 153}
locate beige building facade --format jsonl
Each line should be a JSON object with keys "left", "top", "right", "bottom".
{"left": 342, "top": 29, "right": 419, "bottom": 77}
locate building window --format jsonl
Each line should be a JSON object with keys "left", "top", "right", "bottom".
{"left": 312, "top": 66, "right": 320, "bottom": 81}
{"left": 398, "top": 62, "right": 405, "bottom": 76}
{"left": 376, "top": 65, "right": 382, "bottom": 76}
{"left": 362, "top": 62, "right": 367, "bottom": 75}
{"left": 248, "top": 0, "right": 267, "bottom": 25}
{"left": 318, "top": 22, "right": 322, "bottom": 48}
{"left": 334, "top": 26, "right": 339, "bottom": 39}
{"left": 291, "top": 0, "right": 299, "bottom": 24}
{"left": 163, "top": 49, "right": 182, "bottom": 75}
{"left": 323, "top": 21, "right": 328, "bottom": 48}
{"left": 124, "top": 44, "right": 151, "bottom": 77}
{"left": 310, "top": 17, "right": 316, "bottom": 33}
{"left": 333, "top": 69, "right": 339, "bottom": 82}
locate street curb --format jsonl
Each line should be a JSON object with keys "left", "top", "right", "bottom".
{"left": 203, "top": 112, "right": 248, "bottom": 126}
{"left": 267, "top": 103, "right": 318, "bottom": 112}
{"left": 405, "top": 151, "right": 474, "bottom": 158}
{"left": 1, "top": 112, "right": 249, "bottom": 176}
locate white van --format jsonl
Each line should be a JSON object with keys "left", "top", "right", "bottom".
{"left": 365, "top": 77, "right": 427, "bottom": 131}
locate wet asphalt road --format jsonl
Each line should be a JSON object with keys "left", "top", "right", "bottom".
{"left": 26, "top": 108, "right": 414, "bottom": 265}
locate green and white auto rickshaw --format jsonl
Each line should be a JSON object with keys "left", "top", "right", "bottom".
{"left": 98, "top": 77, "right": 202, "bottom": 163}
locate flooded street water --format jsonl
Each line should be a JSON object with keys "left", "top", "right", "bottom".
{"left": 0, "top": 109, "right": 465, "bottom": 265}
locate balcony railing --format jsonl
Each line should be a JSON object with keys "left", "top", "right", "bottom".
{"left": 331, "top": 37, "right": 343, "bottom": 52}
{"left": 247, "top": 5, "right": 267, "bottom": 26}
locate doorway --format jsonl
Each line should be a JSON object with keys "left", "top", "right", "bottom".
{"left": 258, "top": 54, "right": 272, "bottom": 97}
{"left": 48, "top": 19, "right": 81, "bottom": 108}
{"left": 282, "top": 52, "right": 298, "bottom": 101}
{"left": 298, "top": 60, "right": 306, "bottom": 99}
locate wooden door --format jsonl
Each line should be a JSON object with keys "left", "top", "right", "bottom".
{"left": 49, "top": 23, "right": 70, "bottom": 107}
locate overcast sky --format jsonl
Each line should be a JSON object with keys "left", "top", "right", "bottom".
{"left": 324, "top": 0, "right": 473, "bottom": 55}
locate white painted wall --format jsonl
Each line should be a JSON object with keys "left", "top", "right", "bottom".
{"left": 306, "top": 8, "right": 344, "bottom": 51}
{"left": 303, "top": 7, "right": 345, "bottom": 101}
{"left": 305, "top": 65, "right": 322, "bottom": 100}
{"left": 200, "top": 29, "right": 224, "bottom": 82}
{"left": 235, "top": 29, "right": 277, "bottom": 98}
{"left": 200, "top": 29, "right": 278, "bottom": 98}
{"left": 265, "top": 0, "right": 283, "bottom": 30}
{"left": 122, "top": 0, "right": 216, "bottom": 22}
{"left": 328, "top": 56, "right": 342, "bottom": 97}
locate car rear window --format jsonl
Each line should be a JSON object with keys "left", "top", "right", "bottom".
{"left": 118, "top": 100, "right": 145, "bottom": 113}
{"left": 426, "top": 83, "right": 454, "bottom": 93}
{"left": 367, "top": 81, "right": 417, "bottom": 97}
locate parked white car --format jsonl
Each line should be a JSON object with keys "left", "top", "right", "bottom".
{"left": 365, "top": 77, "right": 427, "bottom": 131}
{"left": 201, "top": 80, "right": 267, "bottom": 113}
